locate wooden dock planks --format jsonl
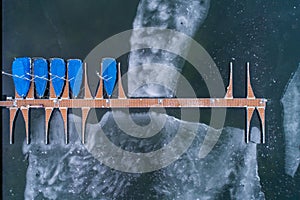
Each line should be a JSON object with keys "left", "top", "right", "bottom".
{"left": 0, "top": 62, "right": 267, "bottom": 144}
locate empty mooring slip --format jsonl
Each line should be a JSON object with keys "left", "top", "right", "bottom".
{"left": 0, "top": 59, "right": 267, "bottom": 145}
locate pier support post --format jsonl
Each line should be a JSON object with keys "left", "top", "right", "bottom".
{"left": 95, "top": 63, "right": 103, "bottom": 99}
{"left": 246, "top": 107, "right": 255, "bottom": 143}
{"left": 60, "top": 108, "right": 68, "bottom": 144}
{"left": 49, "top": 78, "right": 56, "bottom": 99}
{"left": 246, "top": 62, "right": 255, "bottom": 99}
{"left": 9, "top": 108, "right": 18, "bottom": 144}
{"left": 81, "top": 107, "right": 90, "bottom": 144}
{"left": 21, "top": 107, "right": 30, "bottom": 144}
{"left": 257, "top": 107, "right": 266, "bottom": 143}
{"left": 84, "top": 62, "right": 93, "bottom": 99}
{"left": 225, "top": 62, "right": 233, "bottom": 98}
{"left": 45, "top": 108, "right": 53, "bottom": 144}
{"left": 61, "top": 67, "right": 69, "bottom": 99}
{"left": 26, "top": 79, "right": 35, "bottom": 99}
{"left": 118, "top": 62, "right": 126, "bottom": 99}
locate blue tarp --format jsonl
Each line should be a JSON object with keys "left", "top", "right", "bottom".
{"left": 50, "top": 58, "right": 66, "bottom": 97}
{"left": 12, "top": 57, "right": 31, "bottom": 98}
{"left": 33, "top": 58, "right": 48, "bottom": 97}
{"left": 102, "top": 58, "right": 117, "bottom": 97}
{"left": 68, "top": 59, "right": 83, "bottom": 98}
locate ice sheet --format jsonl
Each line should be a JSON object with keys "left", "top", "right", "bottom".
{"left": 23, "top": 111, "right": 265, "bottom": 199}
{"left": 128, "top": 0, "right": 211, "bottom": 97}
{"left": 281, "top": 64, "right": 300, "bottom": 177}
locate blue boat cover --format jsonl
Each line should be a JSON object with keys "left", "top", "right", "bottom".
{"left": 12, "top": 57, "right": 31, "bottom": 98}
{"left": 33, "top": 58, "right": 48, "bottom": 97}
{"left": 68, "top": 59, "right": 83, "bottom": 97}
{"left": 50, "top": 58, "right": 66, "bottom": 97}
{"left": 102, "top": 58, "right": 117, "bottom": 97}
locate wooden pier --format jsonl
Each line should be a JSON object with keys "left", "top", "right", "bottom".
{"left": 0, "top": 62, "right": 267, "bottom": 144}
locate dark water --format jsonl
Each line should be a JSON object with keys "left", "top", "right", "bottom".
{"left": 2, "top": 0, "right": 300, "bottom": 199}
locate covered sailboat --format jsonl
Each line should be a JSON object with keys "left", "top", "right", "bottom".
{"left": 68, "top": 59, "right": 83, "bottom": 98}
{"left": 102, "top": 58, "right": 117, "bottom": 97}
{"left": 33, "top": 58, "right": 48, "bottom": 98}
{"left": 50, "top": 58, "right": 66, "bottom": 97}
{"left": 12, "top": 57, "right": 31, "bottom": 98}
